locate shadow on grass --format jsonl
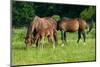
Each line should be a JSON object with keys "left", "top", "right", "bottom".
{"left": 12, "top": 45, "right": 38, "bottom": 50}
{"left": 12, "top": 46, "right": 26, "bottom": 50}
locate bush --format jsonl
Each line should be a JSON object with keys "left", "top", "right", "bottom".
{"left": 52, "top": 15, "right": 61, "bottom": 22}
{"left": 12, "top": 1, "right": 35, "bottom": 27}
{"left": 80, "top": 6, "right": 96, "bottom": 20}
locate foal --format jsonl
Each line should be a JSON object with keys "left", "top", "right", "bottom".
{"left": 34, "top": 27, "right": 55, "bottom": 48}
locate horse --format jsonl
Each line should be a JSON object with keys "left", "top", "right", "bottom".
{"left": 57, "top": 17, "right": 90, "bottom": 46}
{"left": 25, "top": 16, "right": 57, "bottom": 48}
{"left": 34, "top": 27, "right": 56, "bottom": 48}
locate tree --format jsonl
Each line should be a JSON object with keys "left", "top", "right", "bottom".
{"left": 12, "top": 1, "right": 35, "bottom": 27}
{"left": 12, "top": 1, "right": 96, "bottom": 27}
{"left": 80, "top": 6, "right": 96, "bottom": 20}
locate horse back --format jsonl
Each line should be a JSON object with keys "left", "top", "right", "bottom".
{"left": 59, "top": 18, "right": 79, "bottom": 32}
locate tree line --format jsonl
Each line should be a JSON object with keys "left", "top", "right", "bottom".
{"left": 12, "top": 1, "right": 96, "bottom": 27}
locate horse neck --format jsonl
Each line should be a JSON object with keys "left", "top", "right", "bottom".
{"left": 26, "top": 25, "right": 33, "bottom": 38}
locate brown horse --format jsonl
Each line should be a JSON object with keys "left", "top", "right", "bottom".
{"left": 34, "top": 27, "right": 56, "bottom": 48}
{"left": 57, "top": 17, "right": 88, "bottom": 46}
{"left": 25, "top": 16, "right": 57, "bottom": 48}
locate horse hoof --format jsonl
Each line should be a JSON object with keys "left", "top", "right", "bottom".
{"left": 61, "top": 44, "right": 64, "bottom": 47}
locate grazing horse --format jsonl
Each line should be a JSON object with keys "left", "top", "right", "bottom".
{"left": 34, "top": 27, "right": 56, "bottom": 48}
{"left": 25, "top": 16, "right": 57, "bottom": 48}
{"left": 57, "top": 17, "right": 89, "bottom": 46}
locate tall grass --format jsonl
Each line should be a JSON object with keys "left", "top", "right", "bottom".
{"left": 12, "top": 27, "right": 96, "bottom": 65}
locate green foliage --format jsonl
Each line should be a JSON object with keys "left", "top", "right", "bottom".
{"left": 12, "top": 1, "right": 96, "bottom": 27}
{"left": 52, "top": 15, "right": 61, "bottom": 22}
{"left": 12, "top": 1, "right": 35, "bottom": 27}
{"left": 80, "top": 6, "right": 96, "bottom": 20}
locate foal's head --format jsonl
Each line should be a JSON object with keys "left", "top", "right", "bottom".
{"left": 25, "top": 35, "right": 33, "bottom": 48}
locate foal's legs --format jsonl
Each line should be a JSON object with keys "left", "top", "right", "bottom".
{"left": 47, "top": 34, "right": 55, "bottom": 48}
{"left": 48, "top": 36, "right": 52, "bottom": 43}
{"left": 77, "top": 31, "right": 82, "bottom": 43}
{"left": 41, "top": 37, "right": 45, "bottom": 48}
{"left": 35, "top": 36, "right": 40, "bottom": 47}
{"left": 50, "top": 32, "right": 56, "bottom": 49}
{"left": 36, "top": 39, "right": 39, "bottom": 47}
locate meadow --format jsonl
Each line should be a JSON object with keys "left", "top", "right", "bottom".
{"left": 12, "top": 27, "right": 96, "bottom": 66}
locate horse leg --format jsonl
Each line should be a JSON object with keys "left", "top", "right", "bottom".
{"left": 82, "top": 31, "right": 86, "bottom": 43}
{"left": 50, "top": 34, "right": 55, "bottom": 49}
{"left": 41, "top": 37, "right": 44, "bottom": 48}
{"left": 53, "top": 37, "right": 56, "bottom": 49}
{"left": 64, "top": 32, "right": 66, "bottom": 43}
{"left": 36, "top": 40, "right": 38, "bottom": 47}
{"left": 48, "top": 36, "right": 52, "bottom": 43}
{"left": 36, "top": 38, "right": 39, "bottom": 48}
{"left": 77, "top": 31, "right": 81, "bottom": 43}
{"left": 61, "top": 30, "right": 65, "bottom": 47}
{"left": 54, "top": 31, "right": 58, "bottom": 46}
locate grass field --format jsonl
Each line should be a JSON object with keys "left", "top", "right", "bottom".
{"left": 12, "top": 27, "right": 96, "bottom": 66}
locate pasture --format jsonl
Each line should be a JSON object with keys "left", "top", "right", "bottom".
{"left": 12, "top": 27, "right": 96, "bottom": 65}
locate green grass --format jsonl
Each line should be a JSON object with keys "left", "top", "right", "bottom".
{"left": 12, "top": 27, "right": 96, "bottom": 65}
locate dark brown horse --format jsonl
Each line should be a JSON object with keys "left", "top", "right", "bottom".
{"left": 25, "top": 16, "right": 57, "bottom": 48}
{"left": 57, "top": 17, "right": 89, "bottom": 46}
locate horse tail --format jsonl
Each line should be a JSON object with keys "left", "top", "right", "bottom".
{"left": 87, "top": 19, "right": 94, "bottom": 34}
{"left": 77, "top": 18, "right": 93, "bottom": 34}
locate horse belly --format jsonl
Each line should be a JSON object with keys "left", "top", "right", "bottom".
{"left": 66, "top": 29, "right": 78, "bottom": 32}
{"left": 67, "top": 22, "right": 79, "bottom": 32}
